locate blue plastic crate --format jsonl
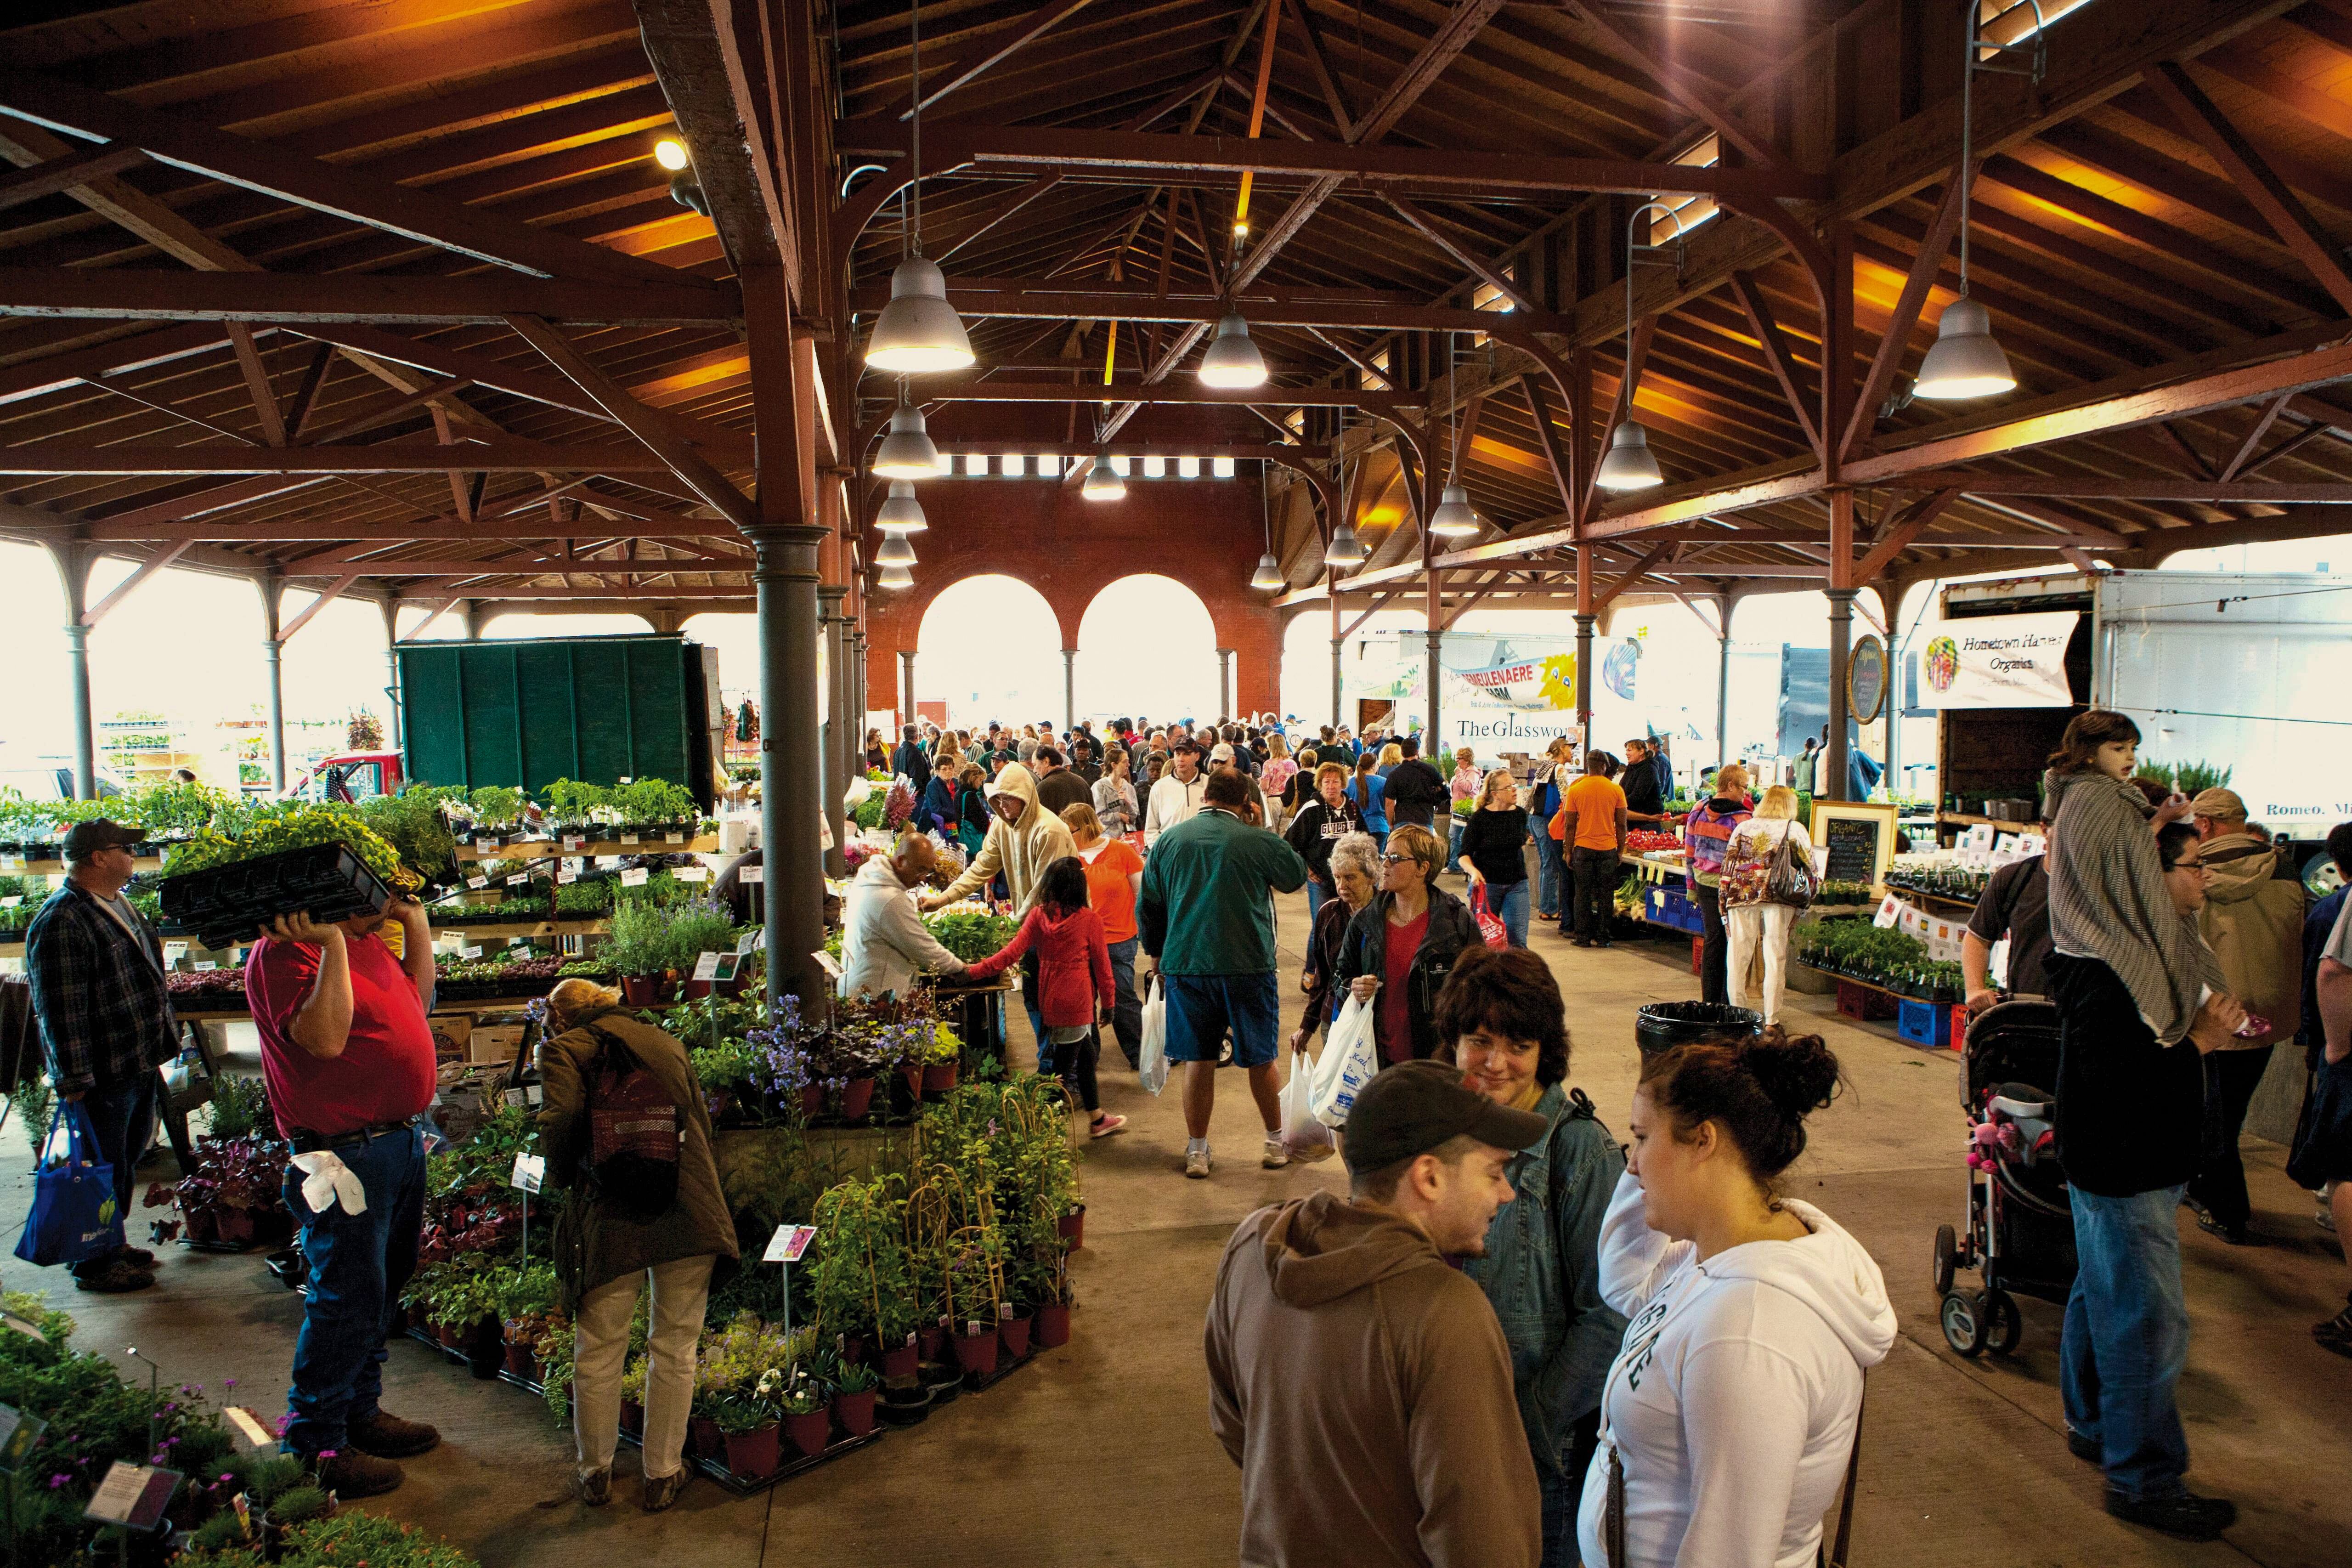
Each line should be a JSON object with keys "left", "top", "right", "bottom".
{"left": 1646, "top": 886, "right": 1704, "bottom": 934}
{"left": 1897, "top": 998, "right": 1953, "bottom": 1048}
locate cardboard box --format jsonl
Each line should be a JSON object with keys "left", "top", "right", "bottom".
{"left": 468, "top": 1022, "right": 526, "bottom": 1066}
{"left": 429, "top": 1015, "right": 472, "bottom": 1060}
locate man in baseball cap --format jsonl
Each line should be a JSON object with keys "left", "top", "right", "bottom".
{"left": 1203, "top": 1060, "right": 1545, "bottom": 1568}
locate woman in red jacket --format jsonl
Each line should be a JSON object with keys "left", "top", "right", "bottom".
{"left": 965, "top": 857, "right": 1125, "bottom": 1138}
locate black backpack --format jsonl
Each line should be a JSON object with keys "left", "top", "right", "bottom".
{"left": 580, "top": 1023, "right": 684, "bottom": 1222}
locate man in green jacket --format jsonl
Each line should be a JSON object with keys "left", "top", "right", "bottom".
{"left": 1140, "top": 769, "right": 1309, "bottom": 1179}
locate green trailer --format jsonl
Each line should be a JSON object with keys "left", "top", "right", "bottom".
{"left": 397, "top": 634, "right": 724, "bottom": 805}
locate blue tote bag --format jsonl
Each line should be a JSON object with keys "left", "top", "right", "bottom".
{"left": 13, "top": 1102, "right": 124, "bottom": 1268}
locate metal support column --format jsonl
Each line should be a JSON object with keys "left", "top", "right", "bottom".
{"left": 1216, "top": 648, "right": 1233, "bottom": 720}
{"left": 751, "top": 523, "right": 831, "bottom": 1008}
{"left": 1574, "top": 614, "right": 1596, "bottom": 757}
{"left": 1330, "top": 640, "right": 1344, "bottom": 731}
{"left": 899, "top": 649, "right": 916, "bottom": 726}
{"left": 1063, "top": 648, "right": 1077, "bottom": 731}
{"left": 1715, "top": 615, "right": 1732, "bottom": 773}
{"left": 818, "top": 586, "right": 848, "bottom": 877}
{"left": 64, "top": 625, "right": 95, "bottom": 800}
{"left": 379, "top": 595, "right": 404, "bottom": 751}
{"left": 1825, "top": 589, "right": 1855, "bottom": 803}
{"left": 263, "top": 640, "right": 288, "bottom": 793}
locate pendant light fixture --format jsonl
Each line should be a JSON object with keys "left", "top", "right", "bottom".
{"left": 1596, "top": 204, "right": 1681, "bottom": 492}
{"left": 1250, "top": 464, "right": 1284, "bottom": 589}
{"left": 1198, "top": 312, "right": 1268, "bottom": 389}
{"left": 1912, "top": 5, "right": 2020, "bottom": 400}
{"left": 1080, "top": 449, "right": 1125, "bottom": 501}
{"left": 872, "top": 392, "right": 944, "bottom": 479}
{"left": 1323, "top": 524, "right": 1368, "bottom": 566}
{"left": 1427, "top": 332, "right": 1481, "bottom": 536}
{"left": 863, "top": 2, "right": 974, "bottom": 374}
{"left": 875, "top": 532, "right": 917, "bottom": 567}
{"left": 877, "top": 563, "right": 915, "bottom": 590}
{"left": 876, "top": 478, "right": 928, "bottom": 532}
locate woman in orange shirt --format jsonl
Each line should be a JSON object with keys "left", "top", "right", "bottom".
{"left": 1063, "top": 803, "right": 1147, "bottom": 1089}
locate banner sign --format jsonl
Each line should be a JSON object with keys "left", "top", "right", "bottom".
{"left": 1917, "top": 611, "right": 2078, "bottom": 709}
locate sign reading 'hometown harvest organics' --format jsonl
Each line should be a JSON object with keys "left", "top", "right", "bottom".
{"left": 1916, "top": 611, "right": 2078, "bottom": 709}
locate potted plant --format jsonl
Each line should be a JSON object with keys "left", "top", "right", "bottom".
{"left": 1034, "top": 1251, "right": 1074, "bottom": 1349}
{"left": 831, "top": 1360, "right": 879, "bottom": 1437}
{"left": 713, "top": 1381, "right": 781, "bottom": 1481}
{"left": 997, "top": 1303, "right": 1033, "bottom": 1360}
{"left": 920, "top": 1017, "right": 961, "bottom": 1094}
{"left": 780, "top": 1377, "right": 833, "bottom": 1460}
{"left": 605, "top": 899, "right": 678, "bottom": 1007}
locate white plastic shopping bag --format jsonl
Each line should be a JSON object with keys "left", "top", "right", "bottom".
{"left": 1137, "top": 972, "right": 1170, "bottom": 1095}
{"left": 1309, "top": 995, "right": 1379, "bottom": 1128}
{"left": 1280, "top": 1042, "right": 1336, "bottom": 1162}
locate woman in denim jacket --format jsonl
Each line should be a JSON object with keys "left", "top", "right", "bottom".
{"left": 1440, "top": 946, "right": 1628, "bottom": 1568}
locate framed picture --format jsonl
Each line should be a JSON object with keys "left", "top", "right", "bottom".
{"left": 1809, "top": 800, "right": 1900, "bottom": 889}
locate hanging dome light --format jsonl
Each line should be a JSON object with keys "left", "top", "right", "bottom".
{"left": 1595, "top": 421, "right": 1663, "bottom": 492}
{"left": 1912, "top": 297, "right": 2015, "bottom": 400}
{"left": 877, "top": 563, "right": 915, "bottom": 590}
{"left": 1197, "top": 312, "right": 1268, "bottom": 389}
{"left": 1080, "top": 452, "right": 1125, "bottom": 501}
{"left": 864, "top": 255, "right": 974, "bottom": 374}
{"left": 1428, "top": 483, "right": 1480, "bottom": 537}
{"left": 654, "top": 138, "right": 690, "bottom": 172}
{"left": 873, "top": 404, "right": 944, "bottom": 479}
{"left": 1324, "top": 524, "right": 1368, "bottom": 566}
{"left": 1250, "top": 552, "right": 1284, "bottom": 590}
{"left": 875, "top": 532, "right": 917, "bottom": 567}
{"left": 876, "top": 478, "right": 927, "bottom": 533}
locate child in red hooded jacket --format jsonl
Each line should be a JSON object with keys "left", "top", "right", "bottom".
{"left": 965, "top": 856, "right": 1126, "bottom": 1138}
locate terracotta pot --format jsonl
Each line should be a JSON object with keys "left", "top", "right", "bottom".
{"left": 784, "top": 1406, "right": 833, "bottom": 1459}
{"left": 838, "top": 1332, "right": 868, "bottom": 1367}
{"left": 899, "top": 1064, "right": 924, "bottom": 1103}
{"left": 687, "top": 1415, "right": 722, "bottom": 1460}
{"left": 183, "top": 1206, "right": 220, "bottom": 1245}
{"left": 502, "top": 1339, "right": 533, "bottom": 1377}
{"left": 834, "top": 1388, "right": 878, "bottom": 1438}
{"left": 840, "top": 1076, "right": 876, "bottom": 1121}
{"left": 950, "top": 1326, "right": 999, "bottom": 1378}
{"left": 922, "top": 1061, "right": 959, "bottom": 1093}
{"left": 464, "top": 1317, "right": 504, "bottom": 1380}
{"left": 216, "top": 1208, "right": 256, "bottom": 1246}
{"left": 435, "top": 1321, "right": 462, "bottom": 1349}
{"left": 1056, "top": 1208, "right": 1085, "bottom": 1250}
{"left": 621, "top": 975, "right": 661, "bottom": 1006}
{"left": 798, "top": 1083, "right": 825, "bottom": 1119}
{"left": 621, "top": 1398, "right": 644, "bottom": 1436}
{"left": 1034, "top": 1302, "right": 1072, "bottom": 1349}
{"left": 916, "top": 1324, "right": 946, "bottom": 1363}
{"left": 881, "top": 1342, "right": 920, "bottom": 1382}
{"left": 723, "top": 1422, "right": 781, "bottom": 1480}
{"left": 998, "top": 1309, "right": 1032, "bottom": 1359}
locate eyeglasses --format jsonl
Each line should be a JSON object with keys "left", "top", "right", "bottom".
{"left": 1380, "top": 853, "right": 1414, "bottom": 866}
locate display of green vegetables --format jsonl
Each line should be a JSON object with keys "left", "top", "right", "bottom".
{"left": 924, "top": 907, "right": 1019, "bottom": 962}
{"left": 162, "top": 804, "right": 418, "bottom": 892}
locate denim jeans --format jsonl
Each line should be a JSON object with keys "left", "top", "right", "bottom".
{"left": 69, "top": 1071, "right": 158, "bottom": 1278}
{"left": 1306, "top": 877, "right": 1329, "bottom": 928}
{"left": 1531, "top": 815, "right": 1564, "bottom": 917}
{"left": 1567, "top": 848, "right": 1618, "bottom": 943}
{"left": 1446, "top": 819, "right": 1465, "bottom": 873}
{"left": 1105, "top": 936, "right": 1143, "bottom": 1069}
{"left": 281, "top": 1126, "right": 427, "bottom": 1456}
{"left": 1491, "top": 879, "right": 1530, "bottom": 948}
{"left": 2062, "top": 1184, "right": 2192, "bottom": 1500}
{"left": 1537, "top": 1410, "right": 1601, "bottom": 1568}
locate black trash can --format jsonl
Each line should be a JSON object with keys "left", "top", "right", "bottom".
{"left": 1634, "top": 1001, "right": 1764, "bottom": 1062}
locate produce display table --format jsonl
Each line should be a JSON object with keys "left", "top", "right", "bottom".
{"left": 454, "top": 834, "right": 719, "bottom": 862}
{"left": 1794, "top": 965, "right": 1966, "bottom": 1050}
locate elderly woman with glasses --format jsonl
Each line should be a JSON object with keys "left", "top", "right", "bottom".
{"left": 1333, "top": 822, "right": 1481, "bottom": 1067}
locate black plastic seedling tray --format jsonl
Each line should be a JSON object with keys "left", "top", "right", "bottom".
{"left": 159, "top": 842, "right": 393, "bottom": 948}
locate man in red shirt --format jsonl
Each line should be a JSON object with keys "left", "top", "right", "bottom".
{"left": 246, "top": 898, "right": 441, "bottom": 1499}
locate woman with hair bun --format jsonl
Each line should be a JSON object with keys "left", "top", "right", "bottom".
{"left": 1578, "top": 1030, "right": 1894, "bottom": 1568}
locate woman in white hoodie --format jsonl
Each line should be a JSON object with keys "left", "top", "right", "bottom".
{"left": 1578, "top": 1030, "right": 1894, "bottom": 1568}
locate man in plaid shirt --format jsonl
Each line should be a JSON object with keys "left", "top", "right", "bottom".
{"left": 25, "top": 818, "right": 179, "bottom": 1293}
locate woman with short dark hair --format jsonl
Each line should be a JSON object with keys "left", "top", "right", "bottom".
{"left": 1440, "top": 947, "right": 1626, "bottom": 1568}
{"left": 1334, "top": 823, "right": 1479, "bottom": 1065}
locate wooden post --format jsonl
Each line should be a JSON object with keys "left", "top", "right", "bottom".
{"left": 1574, "top": 542, "right": 1595, "bottom": 754}
{"left": 1824, "top": 488, "right": 1856, "bottom": 802}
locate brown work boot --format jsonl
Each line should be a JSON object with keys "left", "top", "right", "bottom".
{"left": 73, "top": 1257, "right": 154, "bottom": 1293}
{"left": 344, "top": 1409, "right": 440, "bottom": 1459}
{"left": 314, "top": 1449, "right": 404, "bottom": 1500}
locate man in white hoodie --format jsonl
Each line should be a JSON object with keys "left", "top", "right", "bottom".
{"left": 841, "top": 835, "right": 967, "bottom": 998}
{"left": 1577, "top": 1033, "right": 1894, "bottom": 1568}
{"left": 1142, "top": 742, "right": 1208, "bottom": 849}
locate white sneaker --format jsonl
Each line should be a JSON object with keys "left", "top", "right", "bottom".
{"left": 2319, "top": 1199, "right": 2338, "bottom": 1234}
{"left": 1185, "top": 1145, "right": 1211, "bottom": 1179}
{"left": 1262, "top": 1137, "right": 1290, "bottom": 1170}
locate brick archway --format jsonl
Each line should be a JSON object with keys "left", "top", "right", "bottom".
{"left": 866, "top": 480, "right": 1280, "bottom": 720}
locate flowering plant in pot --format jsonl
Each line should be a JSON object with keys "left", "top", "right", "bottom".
{"left": 605, "top": 899, "right": 681, "bottom": 1006}
{"left": 830, "top": 1359, "right": 880, "bottom": 1437}
{"left": 779, "top": 1376, "right": 833, "bottom": 1460}
{"left": 712, "top": 1379, "right": 781, "bottom": 1481}
{"left": 746, "top": 1012, "right": 815, "bottom": 1121}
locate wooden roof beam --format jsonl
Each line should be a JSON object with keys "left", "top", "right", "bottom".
{"left": 0, "top": 442, "right": 745, "bottom": 475}
{"left": 0, "top": 266, "right": 736, "bottom": 327}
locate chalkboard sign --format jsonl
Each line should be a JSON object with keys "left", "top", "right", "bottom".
{"left": 1822, "top": 815, "right": 1883, "bottom": 885}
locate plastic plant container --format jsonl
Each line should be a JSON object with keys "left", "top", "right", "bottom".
{"left": 159, "top": 842, "right": 392, "bottom": 949}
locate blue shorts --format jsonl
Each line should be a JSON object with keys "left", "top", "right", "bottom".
{"left": 1161, "top": 972, "right": 1281, "bottom": 1068}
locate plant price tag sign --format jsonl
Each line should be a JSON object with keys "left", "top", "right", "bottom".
{"left": 510, "top": 1153, "right": 546, "bottom": 1194}
{"left": 0, "top": 1401, "right": 46, "bottom": 1471}
{"left": 736, "top": 929, "right": 761, "bottom": 956}
{"left": 692, "top": 951, "right": 722, "bottom": 982}
{"left": 676, "top": 864, "right": 709, "bottom": 882}
{"left": 222, "top": 1406, "right": 274, "bottom": 1449}
{"left": 84, "top": 1462, "right": 180, "bottom": 1530}
{"left": 763, "top": 1223, "right": 816, "bottom": 1264}
{"left": 620, "top": 867, "right": 649, "bottom": 887}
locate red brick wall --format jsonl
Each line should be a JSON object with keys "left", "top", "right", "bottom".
{"left": 865, "top": 477, "right": 1283, "bottom": 719}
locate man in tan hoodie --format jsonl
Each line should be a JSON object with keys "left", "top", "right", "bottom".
{"left": 2188, "top": 787, "right": 2306, "bottom": 1243}
{"left": 922, "top": 763, "right": 1074, "bottom": 917}
{"left": 1204, "top": 1061, "right": 1548, "bottom": 1568}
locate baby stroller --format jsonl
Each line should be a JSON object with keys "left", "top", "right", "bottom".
{"left": 1933, "top": 998, "right": 2078, "bottom": 1356}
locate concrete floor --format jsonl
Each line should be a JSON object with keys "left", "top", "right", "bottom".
{"left": 6, "top": 882, "right": 2350, "bottom": 1568}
